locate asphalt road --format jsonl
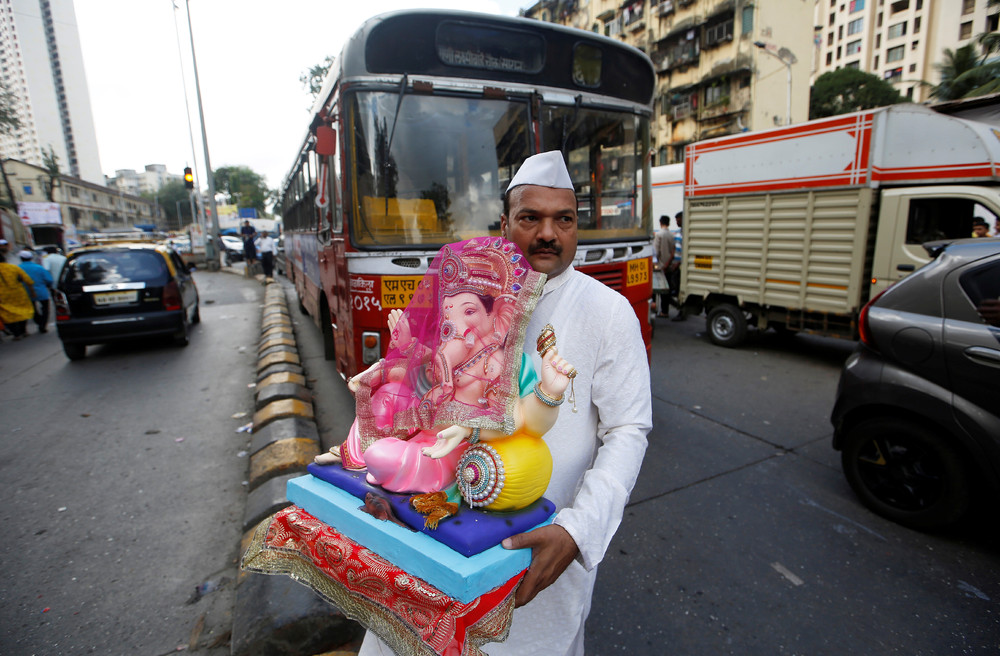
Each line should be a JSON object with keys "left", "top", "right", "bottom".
{"left": 589, "top": 315, "right": 1000, "bottom": 655}
{"left": 0, "top": 270, "right": 262, "bottom": 655}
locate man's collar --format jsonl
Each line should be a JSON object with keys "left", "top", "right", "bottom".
{"left": 542, "top": 265, "right": 576, "bottom": 294}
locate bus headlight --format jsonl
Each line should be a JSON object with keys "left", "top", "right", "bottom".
{"left": 362, "top": 331, "right": 381, "bottom": 365}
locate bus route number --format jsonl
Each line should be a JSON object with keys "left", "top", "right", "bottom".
{"left": 381, "top": 276, "right": 423, "bottom": 309}
{"left": 627, "top": 259, "right": 650, "bottom": 287}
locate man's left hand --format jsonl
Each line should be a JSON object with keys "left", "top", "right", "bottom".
{"left": 502, "top": 524, "right": 578, "bottom": 607}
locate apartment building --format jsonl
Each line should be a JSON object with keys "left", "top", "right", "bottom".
{"left": 0, "top": 0, "right": 103, "bottom": 184}
{"left": 107, "top": 164, "right": 182, "bottom": 197}
{"left": 3, "top": 158, "right": 160, "bottom": 239}
{"left": 813, "top": 0, "right": 1000, "bottom": 102}
{"left": 524, "top": 0, "right": 815, "bottom": 164}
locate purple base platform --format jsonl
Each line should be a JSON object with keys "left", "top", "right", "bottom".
{"left": 306, "top": 462, "right": 554, "bottom": 557}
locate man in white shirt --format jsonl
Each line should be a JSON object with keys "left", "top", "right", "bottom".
{"left": 360, "top": 151, "right": 651, "bottom": 656}
{"left": 493, "top": 151, "right": 651, "bottom": 655}
{"left": 257, "top": 232, "right": 276, "bottom": 279}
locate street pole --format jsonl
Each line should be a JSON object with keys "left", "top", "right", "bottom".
{"left": 185, "top": 0, "right": 221, "bottom": 270}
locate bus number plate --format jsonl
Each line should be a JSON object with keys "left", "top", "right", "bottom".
{"left": 381, "top": 276, "right": 423, "bottom": 309}
{"left": 626, "top": 259, "right": 649, "bottom": 287}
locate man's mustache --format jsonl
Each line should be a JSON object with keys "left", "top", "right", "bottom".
{"left": 529, "top": 239, "right": 561, "bottom": 254}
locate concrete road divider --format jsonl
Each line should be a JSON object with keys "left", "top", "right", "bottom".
{"left": 232, "top": 282, "right": 362, "bottom": 656}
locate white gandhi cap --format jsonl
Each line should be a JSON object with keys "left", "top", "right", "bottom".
{"left": 506, "top": 151, "right": 574, "bottom": 193}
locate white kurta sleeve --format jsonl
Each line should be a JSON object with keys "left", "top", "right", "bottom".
{"left": 552, "top": 302, "right": 651, "bottom": 571}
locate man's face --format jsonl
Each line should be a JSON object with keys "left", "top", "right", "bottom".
{"left": 973, "top": 224, "right": 988, "bottom": 237}
{"left": 501, "top": 185, "right": 578, "bottom": 278}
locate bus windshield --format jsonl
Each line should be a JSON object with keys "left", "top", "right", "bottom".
{"left": 349, "top": 91, "right": 649, "bottom": 248}
{"left": 541, "top": 106, "right": 648, "bottom": 241}
{"left": 350, "top": 92, "right": 530, "bottom": 247}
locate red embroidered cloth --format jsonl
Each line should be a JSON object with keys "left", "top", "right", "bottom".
{"left": 242, "top": 506, "right": 524, "bottom": 656}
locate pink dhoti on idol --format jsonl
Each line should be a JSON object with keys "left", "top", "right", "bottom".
{"left": 242, "top": 235, "right": 572, "bottom": 656}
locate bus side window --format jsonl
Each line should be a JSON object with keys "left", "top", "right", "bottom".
{"left": 331, "top": 151, "right": 343, "bottom": 233}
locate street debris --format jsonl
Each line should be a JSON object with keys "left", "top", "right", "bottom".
{"left": 231, "top": 411, "right": 247, "bottom": 419}
{"left": 185, "top": 577, "right": 229, "bottom": 605}
{"left": 235, "top": 422, "right": 253, "bottom": 433}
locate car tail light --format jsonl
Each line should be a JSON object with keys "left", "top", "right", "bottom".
{"left": 163, "top": 280, "right": 182, "bottom": 311}
{"left": 55, "top": 290, "right": 70, "bottom": 322}
{"left": 858, "top": 288, "right": 889, "bottom": 349}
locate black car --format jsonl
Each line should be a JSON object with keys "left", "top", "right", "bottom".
{"left": 831, "top": 238, "right": 1000, "bottom": 530}
{"left": 54, "top": 242, "right": 200, "bottom": 360}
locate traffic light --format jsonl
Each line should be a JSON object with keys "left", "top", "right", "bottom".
{"left": 183, "top": 167, "right": 194, "bottom": 190}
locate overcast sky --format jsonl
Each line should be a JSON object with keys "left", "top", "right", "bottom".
{"left": 73, "top": 0, "right": 530, "bottom": 194}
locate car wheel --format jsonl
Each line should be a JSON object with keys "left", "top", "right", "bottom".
{"left": 174, "top": 318, "right": 190, "bottom": 347}
{"left": 191, "top": 303, "right": 201, "bottom": 325}
{"left": 63, "top": 342, "right": 86, "bottom": 361}
{"left": 707, "top": 303, "right": 747, "bottom": 347}
{"left": 840, "top": 417, "right": 972, "bottom": 530}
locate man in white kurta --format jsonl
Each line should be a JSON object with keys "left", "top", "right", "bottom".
{"left": 360, "top": 151, "right": 650, "bottom": 656}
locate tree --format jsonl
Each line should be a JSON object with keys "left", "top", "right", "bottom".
{"left": 930, "top": 44, "right": 985, "bottom": 100}
{"left": 40, "top": 145, "right": 60, "bottom": 201}
{"left": 809, "top": 68, "right": 903, "bottom": 119}
{"left": 300, "top": 55, "right": 335, "bottom": 104}
{"left": 0, "top": 81, "right": 21, "bottom": 210}
{"left": 143, "top": 179, "right": 192, "bottom": 228}
{"left": 213, "top": 165, "right": 273, "bottom": 213}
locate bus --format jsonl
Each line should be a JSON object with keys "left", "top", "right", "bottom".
{"left": 280, "top": 9, "right": 656, "bottom": 377}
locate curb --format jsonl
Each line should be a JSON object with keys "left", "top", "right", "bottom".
{"left": 232, "top": 280, "right": 363, "bottom": 656}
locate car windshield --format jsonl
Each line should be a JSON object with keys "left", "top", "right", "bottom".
{"left": 64, "top": 250, "right": 168, "bottom": 286}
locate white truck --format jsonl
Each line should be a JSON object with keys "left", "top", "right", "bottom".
{"left": 639, "top": 163, "right": 685, "bottom": 228}
{"left": 679, "top": 103, "right": 1000, "bottom": 347}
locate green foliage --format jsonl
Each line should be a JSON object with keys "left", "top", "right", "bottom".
{"left": 144, "top": 179, "right": 193, "bottom": 226}
{"left": 809, "top": 68, "right": 903, "bottom": 119}
{"left": 213, "top": 165, "right": 273, "bottom": 213}
{"left": 300, "top": 55, "right": 335, "bottom": 104}
{"left": 931, "top": 43, "right": 1000, "bottom": 101}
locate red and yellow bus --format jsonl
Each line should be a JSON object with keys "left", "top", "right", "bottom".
{"left": 280, "top": 9, "right": 655, "bottom": 376}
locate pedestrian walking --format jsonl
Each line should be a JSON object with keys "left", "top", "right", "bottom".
{"left": 0, "top": 254, "right": 36, "bottom": 340}
{"left": 257, "top": 232, "right": 276, "bottom": 279}
{"left": 18, "top": 250, "right": 53, "bottom": 333}
{"left": 42, "top": 246, "right": 67, "bottom": 286}
{"left": 652, "top": 215, "right": 675, "bottom": 318}
{"left": 240, "top": 220, "right": 258, "bottom": 263}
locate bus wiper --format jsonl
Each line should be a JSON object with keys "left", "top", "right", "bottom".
{"left": 386, "top": 74, "right": 408, "bottom": 158}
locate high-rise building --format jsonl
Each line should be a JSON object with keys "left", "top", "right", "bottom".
{"left": 812, "top": 0, "right": 1000, "bottom": 103}
{"left": 0, "top": 0, "right": 103, "bottom": 184}
{"left": 524, "top": 0, "right": 815, "bottom": 165}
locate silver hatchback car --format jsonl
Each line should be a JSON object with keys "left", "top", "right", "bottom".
{"left": 831, "top": 238, "right": 1000, "bottom": 530}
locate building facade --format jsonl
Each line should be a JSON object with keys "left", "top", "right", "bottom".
{"left": 3, "top": 158, "right": 160, "bottom": 243}
{"left": 0, "top": 0, "right": 103, "bottom": 184}
{"left": 107, "top": 164, "right": 182, "bottom": 197}
{"left": 812, "top": 0, "right": 1000, "bottom": 103}
{"left": 524, "top": 0, "right": 815, "bottom": 164}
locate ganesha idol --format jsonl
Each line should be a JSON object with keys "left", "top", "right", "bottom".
{"left": 315, "top": 236, "right": 577, "bottom": 517}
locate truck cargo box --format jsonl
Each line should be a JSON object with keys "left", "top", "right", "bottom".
{"left": 685, "top": 104, "right": 1000, "bottom": 198}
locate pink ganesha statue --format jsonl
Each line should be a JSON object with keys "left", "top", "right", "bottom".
{"left": 314, "top": 236, "right": 577, "bottom": 514}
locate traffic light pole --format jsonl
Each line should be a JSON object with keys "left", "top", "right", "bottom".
{"left": 186, "top": 0, "right": 221, "bottom": 271}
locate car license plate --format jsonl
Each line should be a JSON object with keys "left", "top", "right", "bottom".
{"left": 93, "top": 290, "right": 138, "bottom": 305}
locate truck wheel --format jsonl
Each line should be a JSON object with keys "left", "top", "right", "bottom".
{"left": 840, "top": 417, "right": 971, "bottom": 530}
{"left": 707, "top": 303, "right": 747, "bottom": 347}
